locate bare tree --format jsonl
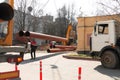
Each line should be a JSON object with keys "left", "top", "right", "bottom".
{"left": 93, "top": 0, "right": 120, "bottom": 24}
{"left": 54, "top": 4, "right": 77, "bottom": 37}
{"left": 27, "top": 0, "right": 44, "bottom": 32}
{"left": 68, "top": 4, "right": 77, "bottom": 31}
{"left": 14, "top": 0, "right": 28, "bottom": 30}
{"left": 96, "top": 0, "right": 120, "bottom": 16}
{"left": 78, "top": 7, "right": 84, "bottom": 17}
{"left": 41, "top": 14, "right": 54, "bottom": 35}
{"left": 55, "top": 5, "right": 69, "bottom": 37}
{"left": 14, "top": 0, "right": 43, "bottom": 32}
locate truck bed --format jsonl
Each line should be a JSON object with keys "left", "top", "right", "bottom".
{"left": 0, "top": 46, "right": 26, "bottom": 62}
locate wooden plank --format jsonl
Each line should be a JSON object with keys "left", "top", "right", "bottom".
{"left": 0, "top": 70, "right": 19, "bottom": 79}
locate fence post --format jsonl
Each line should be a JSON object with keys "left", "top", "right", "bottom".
{"left": 78, "top": 67, "right": 81, "bottom": 80}
{"left": 40, "top": 61, "right": 42, "bottom": 80}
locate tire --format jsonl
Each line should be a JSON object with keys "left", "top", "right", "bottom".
{"left": 101, "top": 50, "right": 120, "bottom": 69}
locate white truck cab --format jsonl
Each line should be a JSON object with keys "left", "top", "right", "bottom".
{"left": 90, "top": 20, "right": 120, "bottom": 69}
{"left": 91, "top": 20, "right": 116, "bottom": 51}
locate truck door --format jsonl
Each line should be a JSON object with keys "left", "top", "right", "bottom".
{"left": 91, "top": 24, "right": 109, "bottom": 51}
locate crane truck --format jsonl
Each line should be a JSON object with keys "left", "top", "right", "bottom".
{"left": 90, "top": 20, "right": 120, "bottom": 69}
{"left": 0, "top": 0, "right": 75, "bottom": 79}
{"left": 0, "top": 0, "right": 26, "bottom": 80}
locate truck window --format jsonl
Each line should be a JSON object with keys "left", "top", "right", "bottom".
{"left": 0, "top": 21, "right": 8, "bottom": 39}
{"left": 98, "top": 24, "right": 108, "bottom": 34}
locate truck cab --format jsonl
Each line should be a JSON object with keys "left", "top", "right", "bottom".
{"left": 90, "top": 20, "right": 116, "bottom": 52}
{"left": 90, "top": 20, "right": 120, "bottom": 69}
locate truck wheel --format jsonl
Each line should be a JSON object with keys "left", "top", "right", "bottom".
{"left": 101, "top": 50, "right": 119, "bottom": 69}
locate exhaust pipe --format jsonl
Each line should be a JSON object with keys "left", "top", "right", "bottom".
{"left": 0, "top": 3, "right": 14, "bottom": 21}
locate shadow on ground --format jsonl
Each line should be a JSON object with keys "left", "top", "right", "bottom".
{"left": 94, "top": 65, "right": 120, "bottom": 80}
{"left": 20, "top": 52, "right": 65, "bottom": 64}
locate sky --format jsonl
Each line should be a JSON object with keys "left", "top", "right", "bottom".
{"left": 36, "top": 0, "right": 100, "bottom": 17}
{"left": 0, "top": 0, "right": 111, "bottom": 18}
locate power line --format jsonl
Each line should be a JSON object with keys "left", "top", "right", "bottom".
{"left": 54, "top": 0, "right": 58, "bottom": 11}
{"left": 41, "top": 0, "right": 50, "bottom": 9}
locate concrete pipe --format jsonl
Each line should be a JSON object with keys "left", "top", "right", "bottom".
{"left": 0, "top": 3, "right": 14, "bottom": 21}
{"left": 54, "top": 45, "right": 77, "bottom": 49}
{"left": 30, "top": 31, "right": 68, "bottom": 42}
{"left": 17, "top": 31, "right": 68, "bottom": 42}
{"left": 47, "top": 48, "right": 75, "bottom": 53}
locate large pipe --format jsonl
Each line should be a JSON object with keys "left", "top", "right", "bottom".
{"left": 16, "top": 31, "right": 68, "bottom": 43}
{"left": 30, "top": 31, "right": 68, "bottom": 42}
{"left": 17, "top": 24, "right": 73, "bottom": 43}
{"left": 47, "top": 48, "right": 75, "bottom": 53}
{"left": 0, "top": 3, "right": 14, "bottom": 21}
{"left": 54, "top": 45, "right": 77, "bottom": 49}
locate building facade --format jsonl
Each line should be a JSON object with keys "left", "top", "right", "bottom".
{"left": 13, "top": 10, "right": 54, "bottom": 45}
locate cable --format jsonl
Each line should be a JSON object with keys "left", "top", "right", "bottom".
{"left": 54, "top": 0, "right": 58, "bottom": 11}
{"left": 41, "top": 0, "right": 50, "bottom": 9}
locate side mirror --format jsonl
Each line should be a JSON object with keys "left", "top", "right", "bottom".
{"left": 94, "top": 33, "right": 97, "bottom": 36}
{"left": 94, "top": 25, "right": 97, "bottom": 36}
